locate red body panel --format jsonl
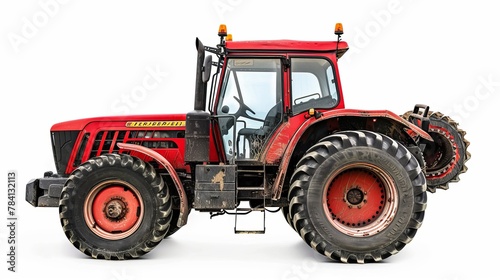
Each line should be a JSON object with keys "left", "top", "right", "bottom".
{"left": 51, "top": 114, "right": 220, "bottom": 175}
{"left": 263, "top": 108, "right": 432, "bottom": 165}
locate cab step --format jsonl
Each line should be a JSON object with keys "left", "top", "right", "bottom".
{"left": 234, "top": 207, "right": 266, "bottom": 234}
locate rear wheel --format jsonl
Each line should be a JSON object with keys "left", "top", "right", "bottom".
{"left": 288, "top": 131, "right": 427, "bottom": 263}
{"left": 59, "top": 154, "right": 172, "bottom": 259}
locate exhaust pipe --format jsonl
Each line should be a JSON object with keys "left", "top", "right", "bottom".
{"left": 194, "top": 37, "right": 207, "bottom": 111}
{"left": 185, "top": 38, "right": 211, "bottom": 163}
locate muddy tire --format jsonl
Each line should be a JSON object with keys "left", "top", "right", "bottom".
{"left": 402, "top": 111, "right": 471, "bottom": 192}
{"left": 288, "top": 131, "right": 427, "bottom": 263}
{"left": 59, "top": 154, "right": 172, "bottom": 259}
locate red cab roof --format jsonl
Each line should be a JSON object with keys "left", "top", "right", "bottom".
{"left": 225, "top": 40, "right": 349, "bottom": 57}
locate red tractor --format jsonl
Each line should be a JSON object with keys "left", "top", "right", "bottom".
{"left": 26, "top": 24, "right": 470, "bottom": 263}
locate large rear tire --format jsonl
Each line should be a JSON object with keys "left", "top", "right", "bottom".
{"left": 59, "top": 154, "right": 172, "bottom": 259}
{"left": 288, "top": 131, "right": 427, "bottom": 263}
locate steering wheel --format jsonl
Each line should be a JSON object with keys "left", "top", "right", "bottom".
{"left": 219, "top": 96, "right": 264, "bottom": 136}
{"left": 233, "top": 96, "right": 263, "bottom": 122}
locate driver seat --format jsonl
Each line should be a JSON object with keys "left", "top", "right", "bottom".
{"left": 237, "top": 103, "right": 282, "bottom": 158}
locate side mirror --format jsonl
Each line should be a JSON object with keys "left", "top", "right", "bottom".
{"left": 202, "top": 55, "right": 212, "bottom": 83}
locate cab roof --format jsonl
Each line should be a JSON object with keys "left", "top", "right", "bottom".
{"left": 225, "top": 40, "right": 349, "bottom": 58}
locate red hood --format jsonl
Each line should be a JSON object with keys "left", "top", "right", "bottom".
{"left": 51, "top": 114, "right": 187, "bottom": 131}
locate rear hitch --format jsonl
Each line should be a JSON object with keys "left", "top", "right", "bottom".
{"left": 408, "top": 104, "right": 430, "bottom": 132}
{"left": 407, "top": 104, "right": 432, "bottom": 150}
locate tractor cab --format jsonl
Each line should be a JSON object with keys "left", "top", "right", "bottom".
{"left": 215, "top": 56, "right": 341, "bottom": 161}
{"left": 196, "top": 24, "right": 348, "bottom": 164}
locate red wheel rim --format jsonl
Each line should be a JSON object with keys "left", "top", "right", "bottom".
{"left": 84, "top": 180, "right": 143, "bottom": 240}
{"left": 323, "top": 163, "right": 398, "bottom": 237}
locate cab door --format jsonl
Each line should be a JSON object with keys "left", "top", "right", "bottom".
{"left": 215, "top": 57, "right": 284, "bottom": 160}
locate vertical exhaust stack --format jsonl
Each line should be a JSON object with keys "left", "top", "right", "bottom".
{"left": 193, "top": 38, "right": 207, "bottom": 111}
{"left": 185, "top": 38, "right": 211, "bottom": 163}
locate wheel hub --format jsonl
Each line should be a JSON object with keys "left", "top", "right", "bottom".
{"left": 105, "top": 198, "right": 127, "bottom": 220}
{"left": 346, "top": 187, "right": 364, "bottom": 206}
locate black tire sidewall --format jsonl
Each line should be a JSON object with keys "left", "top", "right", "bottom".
{"left": 164, "top": 208, "right": 184, "bottom": 238}
{"left": 306, "top": 146, "right": 415, "bottom": 252}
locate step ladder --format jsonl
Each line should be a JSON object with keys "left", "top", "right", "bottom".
{"left": 233, "top": 185, "right": 266, "bottom": 234}
{"left": 234, "top": 205, "right": 266, "bottom": 234}
{"left": 233, "top": 164, "right": 267, "bottom": 234}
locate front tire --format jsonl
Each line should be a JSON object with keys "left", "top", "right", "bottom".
{"left": 59, "top": 154, "right": 172, "bottom": 259}
{"left": 288, "top": 131, "right": 427, "bottom": 263}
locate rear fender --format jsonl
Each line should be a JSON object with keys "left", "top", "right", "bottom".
{"left": 117, "top": 143, "right": 188, "bottom": 228}
{"left": 270, "top": 109, "right": 432, "bottom": 200}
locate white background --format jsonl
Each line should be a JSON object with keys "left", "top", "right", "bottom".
{"left": 0, "top": 0, "right": 497, "bottom": 279}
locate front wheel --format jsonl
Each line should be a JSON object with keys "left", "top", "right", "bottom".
{"left": 59, "top": 154, "right": 172, "bottom": 259}
{"left": 288, "top": 131, "right": 427, "bottom": 263}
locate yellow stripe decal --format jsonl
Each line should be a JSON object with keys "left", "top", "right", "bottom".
{"left": 125, "top": 121, "right": 186, "bottom": 127}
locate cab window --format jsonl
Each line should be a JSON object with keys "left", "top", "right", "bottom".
{"left": 290, "top": 58, "right": 338, "bottom": 115}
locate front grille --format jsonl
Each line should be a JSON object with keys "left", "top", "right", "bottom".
{"left": 88, "top": 130, "right": 183, "bottom": 159}
{"left": 51, "top": 130, "right": 80, "bottom": 175}
{"left": 73, "top": 133, "right": 89, "bottom": 166}
{"left": 89, "top": 130, "right": 127, "bottom": 158}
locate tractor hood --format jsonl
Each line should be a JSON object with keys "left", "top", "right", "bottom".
{"left": 51, "top": 114, "right": 187, "bottom": 131}
{"left": 49, "top": 114, "right": 189, "bottom": 176}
